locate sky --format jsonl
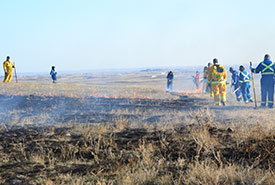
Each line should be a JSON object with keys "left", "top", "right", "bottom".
{"left": 1, "top": 0, "right": 275, "bottom": 73}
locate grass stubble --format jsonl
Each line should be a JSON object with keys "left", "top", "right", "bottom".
{"left": 0, "top": 108, "right": 274, "bottom": 185}
{"left": 0, "top": 72, "right": 274, "bottom": 185}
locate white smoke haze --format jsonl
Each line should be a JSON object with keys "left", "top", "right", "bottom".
{"left": 0, "top": 68, "right": 267, "bottom": 130}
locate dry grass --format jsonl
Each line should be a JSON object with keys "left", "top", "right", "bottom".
{"left": 0, "top": 72, "right": 274, "bottom": 184}
{"left": 0, "top": 109, "right": 274, "bottom": 184}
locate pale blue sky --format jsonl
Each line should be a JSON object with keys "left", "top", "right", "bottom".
{"left": 1, "top": 0, "right": 275, "bottom": 73}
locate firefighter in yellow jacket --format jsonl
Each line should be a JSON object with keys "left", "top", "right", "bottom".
{"left": 208, "top": 58, "right": 227, "bottom": 106}
{"left": 3, "top": 56, "right": 14, "bottom": 82}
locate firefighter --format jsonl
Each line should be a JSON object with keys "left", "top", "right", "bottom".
{"left": 229, "top": 67, "right": 242, "bottom": 101}
{"left": 166, "top": 71, "right": 173, "bottom": 91}
{"left": 208, "top": 58, "right": 227, "bottom": 106}
{"left": 206, "top": 63, "right": 213, "bottom": 96}
{"left": 238, "top": 65, "right": 253, "bottom": 103}
{"left": 203, "top": 66, "right": 208, "bottom": 92}
{"left": 3, "top": 56, "right": 14, "bottom": 82}
{"left": 251, "top": 54, "right": 275, "bottom": 108}
{"left": 50, "top": 66, "right": 57, "bottom": 83}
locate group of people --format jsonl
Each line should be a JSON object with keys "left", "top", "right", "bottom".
{"left": 204, "top": 58, "right": 255, "bottom": 106}
{"left": 3, "top": 56, "right": 57, "bottom": 83}
{"left": 4, "top": 55, "right": 275, "bottom": 108}
{"left": 166, "top": 70, "right": 201, "bottom": 91}
{"left": 166, "top": 54, "right": 275, "bottom": 108}
{"left": 203, "top": 54, "right": 275, "bottom": 108}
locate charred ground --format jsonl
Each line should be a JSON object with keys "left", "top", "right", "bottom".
{"left": 0, "top": 94, "right": 274, "bottom": 184}
{"left": 0, "top": 94, "right": 207, "bottom": 126}
{"left": 0, "top": 72, "right": 274, "bottom": 184}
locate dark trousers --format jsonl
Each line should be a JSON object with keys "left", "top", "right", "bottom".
{"left": 167, "top": 80, "right": 173, "bottom": 91}
{"left": 261, "top": 77, "right": 274, "bottom": 107}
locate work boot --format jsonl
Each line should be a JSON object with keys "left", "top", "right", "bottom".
{"left": 221, "top": 101, "right": 226, "bottom": 106}
{"left": 249, "top": 99, "right": 253, "bottom": 103}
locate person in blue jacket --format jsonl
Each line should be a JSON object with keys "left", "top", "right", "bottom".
{"left": 50, "top": 66, "right": 57, "bottom": 83}
{"left": 166, "top": 71, "right": 174, "bottom": 91}
{"left": 251, "top": 54, "right": 275, "bottom": 108}
{"left": 238, "top": 65, "right": 253, "bottom": 103}
{"left": 229, "top": 67, "right": 242, "bottom": 101}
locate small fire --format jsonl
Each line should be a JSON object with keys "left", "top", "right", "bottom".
{"left": 11, "top": 92, "right": 24, "bottom": 96}
{"left": 89, "top": 88, "right": 97, "bottom": 97}
{"left": 70, "top": 93, "right": 79, "bottom": 98}
{"left": 132, "top": 92, "right": 137, "bottom": 99}
{"left": 40, "top": 92, "right": 57, "bottom": 97}
{"left": 103, "top": 94, "right": 109, "bottom": 98}
{"left": 180, "top": 88, "right": 203, "bottom": 95}
{"left": 147, "top": 93, "right": 153, "bottom": 99}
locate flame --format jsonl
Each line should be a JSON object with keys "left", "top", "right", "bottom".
{"left": 89, "top": 88, "right": 97, "bottom": 97}
{"left": 132, "top": 92, "right": 137, "bottom": 99}
{"left": 180, "top": 88, "right": 203, "bottom": 95}
{"left": 112, "top": 94, "right": 118, "bottom": 99}
{"left": 12, "top": 92, "right": 24, "bottom": 96}
{"left": 146, "top": 93, "right": 153, "bottom": 99}
{"left": 70, "top": 93, "right": 79, "bottom": 98}
{"left": 39, "top": 92, "right": 57, "bottom": 97}
{"left": 103, "top": 94, "right": 109, "bottom": 98}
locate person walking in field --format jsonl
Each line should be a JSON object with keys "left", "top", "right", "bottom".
{"left": 203, "top": 66, "right": 208, "bottom": 92}
{"left": 206, "top": 62, "right": 213, "bottom": 96}
{"left": 166, "top": 71, "right": 174, "bottom": 91}
{"left": 251, "top": 54, "right": 275, "bottom": 108}
{"left": 50, "top": 66, "right": 57, "bottom": 83}
{"left": 3, "top": 56, "right": 14, "bottom": 82}
{"left": 208, "top": 58, "right": 227, "bottom": 106}
{"left": 238, "top": 65, "right": 253, "bottom": 103}
{"left": 229, "top": 67, "right": 242, "bottom": 102}
{"left": 192, "top": 71, "right": 200, "bottom": 89}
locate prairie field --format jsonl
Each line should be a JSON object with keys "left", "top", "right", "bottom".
{"left": 0, "top": 69, "right": 274, "bottom": 185}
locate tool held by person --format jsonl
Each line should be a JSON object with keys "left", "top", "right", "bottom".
{"left": 250, "top": 61, "right": 257, "bottom": 108}
{"left": 13, "top": 62, "right": 18, "bottom": 83}
{"left": 232, "top": 86, "right": 241, "bottom": 94}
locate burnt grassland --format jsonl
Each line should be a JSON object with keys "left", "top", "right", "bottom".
{"left": 0, "top": 72, "right": 274, "bottom": 185}
{"left": 0, "top": 94, "right": 274, "bottom": 184}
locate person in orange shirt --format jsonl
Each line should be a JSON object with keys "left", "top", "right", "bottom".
{"left": 207, "top": 58, "right": 227, "bottom": 106}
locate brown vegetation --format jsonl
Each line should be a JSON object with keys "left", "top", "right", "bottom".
{"left": 0, "top": 109, "right": 274, "bottom": 185}
{"left": 0, "top": 72, "right": 274, "bottom": 184}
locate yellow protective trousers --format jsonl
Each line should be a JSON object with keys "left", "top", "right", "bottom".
{"left": 4, "top": 72, "right": 13, "bottom": 82}
{"left": 212, "top": 82, "right": 226, "bottom": 105}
